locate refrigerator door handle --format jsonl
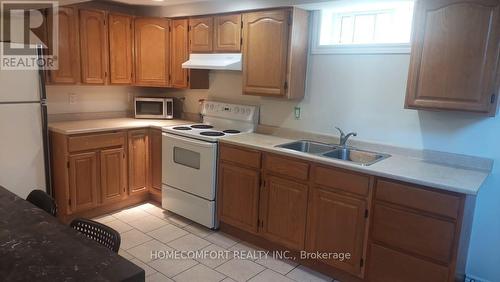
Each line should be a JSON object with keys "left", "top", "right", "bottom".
{"left": 36, "top": 44, "right": 47, "bottom": 101}
{"left": 40, "top": 102, "right": 52, "bottom": 196}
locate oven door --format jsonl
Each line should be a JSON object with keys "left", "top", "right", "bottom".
{"left": 162, "top": 133, "right": 217, "bottom": 200}
{"left": 135, "top": 98, "right": 166, "bottom": 119}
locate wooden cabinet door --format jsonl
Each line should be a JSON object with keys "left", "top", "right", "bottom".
{"left": 219, "top": 163, "right": 260, "bottom": 233}
{"left": 128, "top": 129, "right": 149, "bottom": 194}
{"left": 406, "top": 0, "right": 500, "bottom": 114}
{"left": 214, "top": 14, "right": 242, "bottom": 52}
{"left": 150, "top": 129, "right": 162, "bottom": 192}
{"left": 189, "top": 16, "right": 213, "bottom": 52}
{"left": 305, "top": 187, "right": 367, "bottom": 276}
{"left": 260, "top": 175, "right": 308, "bottom": 250}
{"left": 109, "top": 13, "right": 133, "bottom": 85}
{"left": 100, "top": 148, "right": 126, "bottom": 204}
{"left": 79, "top": 9, "right": 108, "bottom": 84}
{"left": 47, "top": 7, "right": 80, "bottom": 84}
{"left": 68, "top": 152, "right": 98, "bottom": 213}
{"left": 134, "top": 18, "right": 170, "bottom": 87}
{"left": 242, "top": 10, "right": 290, "bottom": 97}
{"left": 171, "top": 19, "right": 189, "bottom": 88}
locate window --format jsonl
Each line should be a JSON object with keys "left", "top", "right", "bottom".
{"left": 312, "top": 0, "right": 415, "bottom": 54}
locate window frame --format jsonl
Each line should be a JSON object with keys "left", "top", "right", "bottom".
{"left": 310, "top": 9, "right": 412, "bottom": 55}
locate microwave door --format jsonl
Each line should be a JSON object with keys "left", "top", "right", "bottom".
{"left": 135, "top": 99, "right": 165, "bottom": 119}
{"left": 165, "top": 100, "right": 174, "bottom": 119}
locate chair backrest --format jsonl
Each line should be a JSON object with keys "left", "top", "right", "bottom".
{"left": 70, "top": 218, "right": 121, "bottom": 253}
{"left": 26, "top": 189, "right": 57, "bottom": 217}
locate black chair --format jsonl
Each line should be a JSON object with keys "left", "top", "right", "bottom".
{"left": 70, "top": 218, "right": 121, "bottom": 253}
{"left": 26, "top": 189, "right": 57, "bottom": 217}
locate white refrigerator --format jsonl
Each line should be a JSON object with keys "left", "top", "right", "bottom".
{"left": 0, "top": 43, "right": 51, "bottom": 198}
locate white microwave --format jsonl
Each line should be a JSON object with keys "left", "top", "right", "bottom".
{"left": 135, "top": 98, "right": 174, "bottom": 119}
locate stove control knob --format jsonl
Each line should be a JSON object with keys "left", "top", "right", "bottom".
{"left": 245, "top": 108, "right": 251, "bottom": 115}
{"left": 234, "top": 107, "right": 240, "bottom": 113}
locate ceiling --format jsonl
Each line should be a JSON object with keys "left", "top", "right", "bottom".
{"left": 110, "top": 0, "right": 214, "bottom": 6}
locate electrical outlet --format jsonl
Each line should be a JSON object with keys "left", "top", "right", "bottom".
{"left": 68, "top": 93, "right": 77, "bottom": 105}
{"left": 294, "top": 106, "right": 301, "bottom": 120}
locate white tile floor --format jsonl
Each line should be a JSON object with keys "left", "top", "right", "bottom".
{"left": 94, "top": 203, "right": 339, "bottom": 282}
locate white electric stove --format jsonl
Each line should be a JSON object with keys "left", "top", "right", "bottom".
{"left": 161, "top": 101, "right": 259, "bottom": 228}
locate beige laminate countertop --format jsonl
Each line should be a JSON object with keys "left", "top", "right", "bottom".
{"left": 49, "top": 118, "right": 192, "bottom": 135}
{"left": 220, "top": 133, "right": 490, "bottom": 195}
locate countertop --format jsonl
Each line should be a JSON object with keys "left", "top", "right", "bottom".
{"left": 220, "top": 133, "right": 490, "bottom": 195}
{"left": 0, "top": 185, "right": 144, "bottom": 282}
{"left": 49, "top": 118, "right": 192, "bottom": 135}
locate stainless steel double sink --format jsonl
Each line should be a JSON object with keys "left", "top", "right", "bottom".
{"left": 275, "top": 140, "right": 390, "bottom": 166}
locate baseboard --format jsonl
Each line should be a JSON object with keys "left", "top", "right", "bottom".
{"left": 465, "top": 274, "right": 493, "bottom": 282}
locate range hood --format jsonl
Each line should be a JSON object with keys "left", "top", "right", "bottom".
{"left": 182, "top": 53, "right": 242, "bottom": 71}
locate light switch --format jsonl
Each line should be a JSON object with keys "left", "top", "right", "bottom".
{"left": 68, "top": 93, "right": 77, "bottom": 105}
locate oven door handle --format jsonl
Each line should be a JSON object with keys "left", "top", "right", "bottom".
{"left": 162, "top": 132, "right": 216, "bottom": 148}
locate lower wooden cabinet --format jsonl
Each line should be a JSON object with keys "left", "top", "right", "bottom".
{"left": 217, "top": 143, "right": 474, "bottom": 282}
{"left": 100, "top": 147, "right": 127, "bottom": 204}
{"left": 260, "top": 175, "right": 308, "bottom": 250}
{"left": 306, "top": 186, "right": 367, "bottom": 275}
{"left": 150, "top": 129, "right": 162, "bottom": 193}
{"left": 218, "top": 162, "right": 260, "bottom": 233}
{"left": 51, "top": 128, "right": 157, "bottom": 223}
{"left": 68, "top": 152, "right": 98, "bottom": 213}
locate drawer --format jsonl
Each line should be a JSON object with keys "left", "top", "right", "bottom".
{"left": 376, "top": 179, "right": 461, "bottom": 218}
{"left": 219, "top": 144, "right": 261, "bottom": 169}
{"left": 68, "top": 132, "right": 126, "bottom": 152}
{"left": 264, "top": 154, "right": 309, "bottom": 181}
{"left": 313, "top": 166, "right": 370, "bottom": 197}
{"left": 372, "top": 204, "right": 456, "bottom": 263}
{"left": 368, "top": 243, "right": 449, "bottom": 282}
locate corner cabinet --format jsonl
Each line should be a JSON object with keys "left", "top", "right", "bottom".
{"left": 405, "top": 0, "right": 500, "bottom": 115}
{"left": 134, "top": 18, "right": 170, "bottom": 87}
{"left": 79, "top": 9, "right": 108, "bottom": 84}
{"left": 242, "top": 8, "right": 309, "bottom": 99}
{"left": 108, "top": 13, "right": 134, "bottom": 85}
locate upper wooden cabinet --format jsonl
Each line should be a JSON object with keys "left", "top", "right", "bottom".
{"left": 134, "top": 18, "right": 170, "bottom": 87}
{"left": 171, "top": 19, "right": 190, "bottom": 88}
{"left": 405, "top": 0, "right": 500, "bottom": 115}
{"left": 79, "top": 9, "right": 108, "bottom": 84}
{"left": 108, "top": 13, "right": 134, "bottom": 85}
{"left": 189, "top": 16, "right": 213, "bottom": 52}
{"left": 214, "top": 14, "right": 242, "bottom": 52}
{"left": 242, "top": 8, "right": 309, "bottom": 99}
{"left": 47, "top": 7, "right": 80, "bottom": 84}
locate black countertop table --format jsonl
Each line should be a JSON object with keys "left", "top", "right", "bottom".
{"left": 0, "top": 186, "right": 145, "bottom": 282}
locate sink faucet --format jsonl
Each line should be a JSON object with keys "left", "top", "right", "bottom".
{"left": 335, "top": 127, "right": 357, "bottom": 147}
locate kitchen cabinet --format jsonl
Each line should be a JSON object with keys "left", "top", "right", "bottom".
{"left": 128, "top": 129, "right": 150, "bottom": 195}
{"left": 218, "top": 162, "right": 261, "bottom": 234}
{"left": 242, "top": 8, "right": 309, "bottom": 99}
{"left": 306, "top": 186, "right": 367, "bottom": 276}
{"left": 218, "top": 145, "right": 262, "bottom": 233}
{"left": 108, "top": 13, "right": 134, "bottom": 85}
{"left": 217, "top": 143, "right": 475, "bottom": 282}
{"left": 260, "top": 175, "right": 308, "bottom": 250}
{"left": 214, "top": 14, "right": 242, "bottom": 52}
{"left": 79, "top": 9, "right": 108, "bottom": 84}
{"left": 405, "top": 0, "right": 500, "bottom": 115}
{"left": 50, "top": 130, "right": 152, "bottom": 223}
{"left": 171, "top": 19, "right": 190, "bottom": 88}
{"left": 100, "top": 148, "right": 127, "bottom": 204}
{"left": 189, "top": 16, "right": 213, "bottom": 52}
{"left": 150, "top": 129, "right": 162, "bottom": 202}
{"left": 47, "top": 7, "right": 80, "bottom": 84}
{"left": 134, "top": 18, "right": 170, "bottom": 87}
{"left": 68, "top": 152, "right": 98, "bottom": 213}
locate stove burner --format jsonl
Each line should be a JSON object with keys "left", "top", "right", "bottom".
{"left": 191, "top": 124, "right": 214, "bottom": 129}
{"left": 223, "top": 130, "right": 241, "bottom": 134}
{"left": 200, "top": 131, "right": 225, "bottom": 137}
{"left": 173, "top": 126, "right": 192, "bottom": 130}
